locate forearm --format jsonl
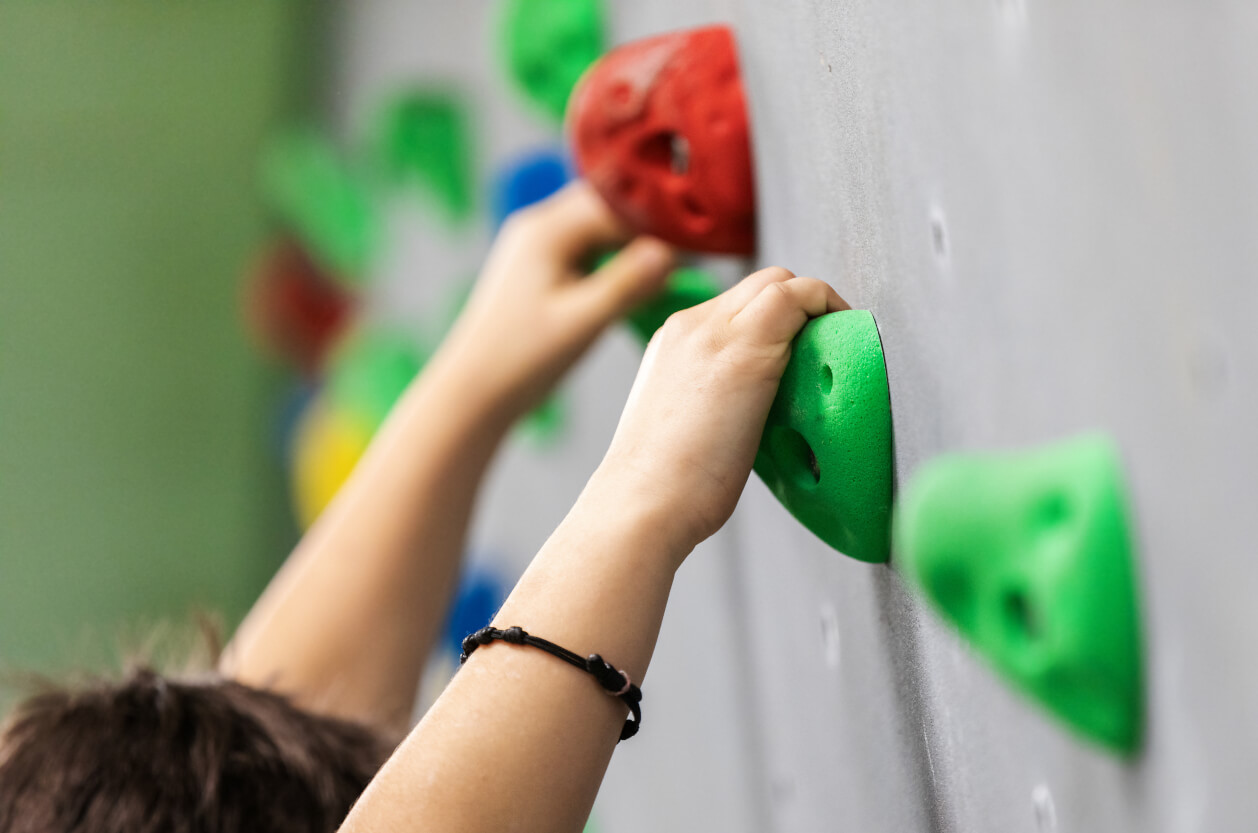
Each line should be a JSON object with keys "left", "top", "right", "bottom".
{"left": 222, "top": 345, "right": 516, "bottom": 731}
{"left": 339, "top": 476, "right": 693, "bottom": 833}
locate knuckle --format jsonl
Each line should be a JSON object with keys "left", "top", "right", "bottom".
{"left": 655, "top": 310, "right": 692, "bottom": 343}
{"left": 758, "top": 265, "right": 796, "bottom": 282}
{"left": 501, "top": 204, "right": 547, "bottom": 239}
{"left": 762, "top": 280, "right": 795, "bottom": 307}
{"left": 496, "top": 212, "right": 529, "bottom": 244}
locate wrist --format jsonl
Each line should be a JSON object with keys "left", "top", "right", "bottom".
{"left": 574, "top": 462, "right": 701, "bottom": 572}
{"left": 414, "top": 340, "right": 526, "bottom": 436}
{"left": 424, "top": 326, "right": 547, "bottom": 427}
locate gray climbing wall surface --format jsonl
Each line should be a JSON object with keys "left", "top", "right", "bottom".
{"left": 332, "top": 2, "right": 1258, "bottom": 830}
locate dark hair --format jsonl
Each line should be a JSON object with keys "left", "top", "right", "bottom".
{"left": 0, "top": 668, "right": 392, "bottom": 833}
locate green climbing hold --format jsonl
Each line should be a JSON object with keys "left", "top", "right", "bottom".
{"left": 325, "top": 327, "right": 428, "bottom": 433}
{"left": 754, "top": 310, "right": 893, "bottom": 563}
{"left": 518, "top": 390, "right": 566, "bottom": 445}
{"left": 893, "top": 433, "right": 1144, "bottom": 754}
{"left": 372, "top": 91, "right": 475, "bottom": 222}
{"left": 625, "top": 267, "right": 721, "bottom": 342}
{"left": 499, "top": 0, "right": 606, "bottom": 123}
{"left": 261, "top": 128, "right": 377, "bottom": 285}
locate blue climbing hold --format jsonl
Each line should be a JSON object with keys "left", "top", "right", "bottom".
{"left": 442, "top": 565, "right": 508, "bottom": 657}
{"left": 492, "top": 148, "right": 571, "bottom": 229}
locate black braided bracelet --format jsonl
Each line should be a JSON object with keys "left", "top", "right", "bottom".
{"left": 459, "top": 625, "right": 643, "bottom": 741}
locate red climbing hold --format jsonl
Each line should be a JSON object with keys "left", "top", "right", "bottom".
{"left": 244, "top": 238, "right": 356, "bottom": 375}
{"left": 569, "top": 26, "right": 756, "bottom": 255}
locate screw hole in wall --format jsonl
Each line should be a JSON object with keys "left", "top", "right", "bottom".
{"left": 929, "top": 207, "right": 949, "bottom": 261}
{"left": 819, "top": 602, "right": 841, "bottom": 668}
{"left": 1032, "top": 784, "right": 1057, "bottom": 833}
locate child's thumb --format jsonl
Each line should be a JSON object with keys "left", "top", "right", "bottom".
{"left": 575, "top": 236, "right": 676, "bottom": 322}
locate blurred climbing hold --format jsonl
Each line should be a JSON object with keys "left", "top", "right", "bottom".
{"left": 325, "top": 326, "right": 429, "bottom": 434}
{"left": 441, "top": 565, "right": 508, "bottom": 658}
{"left": 754, "top": 310, "right": 893, "bottom": 563}
{"left": 517, "top": 389, "right": 566, "bottom": 445}
{"left": 624, "top": 266, "right": 721, "bottom": 342}
{"left": 260, "top": 127, "right": 378, "bottom": 285}
{"left": 242, "top": 237, "right": 356, "bottom": 374}
{"left": 272, "top": 380, "right": 318, "bottom": 467}
{"left": 894, "top": 433, "right": 1144, "bottom": 754}
{"left": 290, "top": 326, "right": 426, "bottom": 529}
{"left": 498, "top": 0, "right": 606, "bottom": 123}
{"left": 491, "top": 147, "right": 571, "bottom": 229}
{"left": 290, "top": 395, "right": 373, "bottom": 529}
{"left": 570, "top": 25, "right": 756, "bottom": 255}
{"left": 372, "top": 89, "right": 476, "bottom": 223}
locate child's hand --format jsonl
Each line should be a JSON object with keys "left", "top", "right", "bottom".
{"left": 588, "top": 267, "right": 849, "bottom": 557}
{"left": 437, "top": 182, "right": 676, "bottom": 421}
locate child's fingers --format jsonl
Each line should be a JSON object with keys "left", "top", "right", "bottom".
{"left": 526, "top": 181, "right": 634, "bottom": 264}
{"left": 716, "top": 266, "right": 797, "bottom": 314}
{"left": 569, "top": 235, "right": 677, "bottom": 324}
{"left": 730, "top": 277, "right": 848, "bottom": 345}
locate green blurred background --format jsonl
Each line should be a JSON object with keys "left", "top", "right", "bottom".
{"left": 0, "top": 2, "right": 322, "bottom": 685}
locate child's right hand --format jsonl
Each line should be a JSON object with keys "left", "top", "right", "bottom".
{"left": 433, "top": 183, "right": 676, "bottom": 426}
{"left": 587, "top": 267, "right": 849, "bottom": 560}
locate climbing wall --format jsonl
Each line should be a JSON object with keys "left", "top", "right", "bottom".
{"left": 324, "top": 2, "right": 1258, "bottom": 831}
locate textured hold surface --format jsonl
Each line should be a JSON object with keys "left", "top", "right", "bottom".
{"left": 243, "top": 238, "right": 355, "bottom": 374}
{"left": 754, "top": 310, "right": 893, "bottom": 563}
{"left": 894, "top": 434, "right": 1144, "bottom": 753}
{"left": 290, "top": 396, "right": 372, "bottom": 529}
{"left": 625, "top": 266, "right": 720, "bottom": 342}
{"left": 260, "top": 128, "right": 377, "bottom": 284}
{"left": 499, "top": 0, "right": 605, "bottom": 123}
{"left": 570, "top": 26, "right": 756, "bottom": 254}
{"left": 491, "top": 148, "right": 571, "bottom": 229}
{"left": 325, "top": 327, "right": 428, "bottom": 433}
{"left": 373, "top": 90, "right": 475, "bottom": 222}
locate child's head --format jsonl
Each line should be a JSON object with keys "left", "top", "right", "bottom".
{"left": 0, "top": 668, "right": 389, "bottom": 832}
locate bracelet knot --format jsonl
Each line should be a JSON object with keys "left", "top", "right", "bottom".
{"left": 458, "top": 626, "right": 643, "bottom": 742}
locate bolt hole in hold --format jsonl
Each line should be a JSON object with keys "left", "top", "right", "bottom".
{"left": 637, "top": 131, "right": 676, "bottom": 171}
{"left": 614, "top": 173, "right": 640, "bottom": 200}
{"left": 679, "top": 193, "right": 715, "bottom": 233}
{"left": 1002, "top": 588, "right": 1039, "bottom": 644}
{"left": 819, "top": 363, "right": 834, "bottom": 394}
{"left": 609, "top": 81, "right": 633, "bottom": 106}
{"left": 669, "top": 132, "right": 691, "bottom": 175}
{"left": 636, "top": 131, "right": 691, "bottom": 176}
{"left": 1034, "top": 492, "right": 1070, "bottom": 530}
{"left": 770, "top": 426, "right": 821, "bottom": 489}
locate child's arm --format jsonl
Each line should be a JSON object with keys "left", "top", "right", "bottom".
{"left": 220, "top": 184, "right": 676, "bottom": 733}
{"left": 338, "top": 268, "right": 847, "bottom": 832}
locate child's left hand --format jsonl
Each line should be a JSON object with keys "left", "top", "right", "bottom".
{"left": 433, "top": 182, "right": 677, "bottom": 421}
